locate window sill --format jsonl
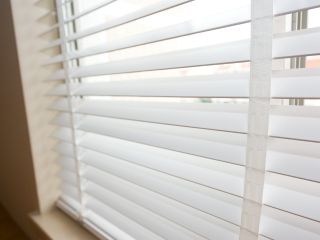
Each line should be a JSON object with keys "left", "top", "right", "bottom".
{"left": 30, "top": 207, "right": 98, "bottom": 240}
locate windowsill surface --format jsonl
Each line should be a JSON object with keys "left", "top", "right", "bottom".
{"left": 30, "top": 207, "right": 98, "bottom": 240}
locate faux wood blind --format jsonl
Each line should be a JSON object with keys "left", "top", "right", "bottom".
{"left": 42, "top": 0, "right": 320, "bottom": 239}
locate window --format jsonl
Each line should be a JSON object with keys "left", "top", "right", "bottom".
{"left": 44, "top": 0, "right": 320, "bottom": 239}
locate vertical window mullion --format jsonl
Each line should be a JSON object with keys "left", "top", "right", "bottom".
{"left": 290, "top": 10, "right": 308, "bottom": 106}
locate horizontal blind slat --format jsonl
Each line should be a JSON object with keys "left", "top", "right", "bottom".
{"left": 49, "top": 69, "right": 65, "bottom": 81}
{"left": 41, "top": 38, "right": 62, "bottom": 51}
{"left": 260, "top": 206, "right": 320, "bottom": 240}
{"left": 77, "top": 100, "right": 248, "bottom": 133}
{"left": 273, "top": 0, "right": 320, "bottom": 15}
{"left": 78, "top": 115, "right": 247, "bottom": 165}
{"left": 81, "top": 150, "right": 243, "bottom": 225}
{"left": 84, "top": 168, "right": 240, "bottom": 240}
{"left": 70, "top": 40, "right": 250, "bottom": 77}
{"left": 50, "top": 68, "right": 320, "bottom": 98}
{"left": 269, "top": 115, "right": 320, "bottom": 142}
{"left": 43, "top": 54, "right": 64, "bottom": 65}
{"left": 58, "top": 196, "right": 81, "bottom": 216}
{"left": 86, "top": 182, "right": 208, "bottom": 240}
{"left": 38, "top": 23, "right": 59, "bottom": 36}
{"left": 73, "top": 73, "right": 249, "bottom": 97}
{"left": 51, "top": 98, "right": 70, "bottom": 111}
{"left": 263, "top": 173, "right": 320, "bottom": 221}
{"left": 60, "top": 169, "right": 78, "bottom": 185}
{"left": 67, "top": 0, "right": 194, "bottom": 41}
{"left": 58, "top": 156, "right": 77, "bottom": 171}
{"left": 55, "top": 142, "right": 75, "bottom": 158}
{"left": 86, "top": 197, "right": 166, "bottom": 240}
{"left": 272, "top": 68, "right": 320, "bottom": 98}
{"left": 84, "top": 211, "right": 137, "bottom": 240}
{"left": 61, "top": 182, "right": 79, "bottom": 201}
{"left": 64, "top": 0, "right": 117, "bottom": 23}
{"left": 273, "top": 27, "right": 320, "bottom": 58}
{"left": 49, "top": 84, "right": 67, "bottom": 95}
{"left": 52, "top": 28, "right": 319, "bottom": 79}
{"left": 52, "top": 113, "right": 72, "bottom": 127}
{"left": 68, "top": 6, "right": 250, "bottom": 59}
{"left": 53, "top": 127, "right": 73, "bottom": 142}
{"left": 79, "top": 132, "right": 244, "bottom": 196}
{"left": 267, "top": 138, "right": 320, "bottom": 182}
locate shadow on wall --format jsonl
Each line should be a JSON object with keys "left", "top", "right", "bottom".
{"left": 0, "top": 204, "right": 30, "bottom": 240}
{"left": 0, "top": 0, "right": 39, "bottom": 239}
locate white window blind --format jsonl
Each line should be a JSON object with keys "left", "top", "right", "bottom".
{"left": 42, "top": 0, "right": 320, "bottom": 239}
